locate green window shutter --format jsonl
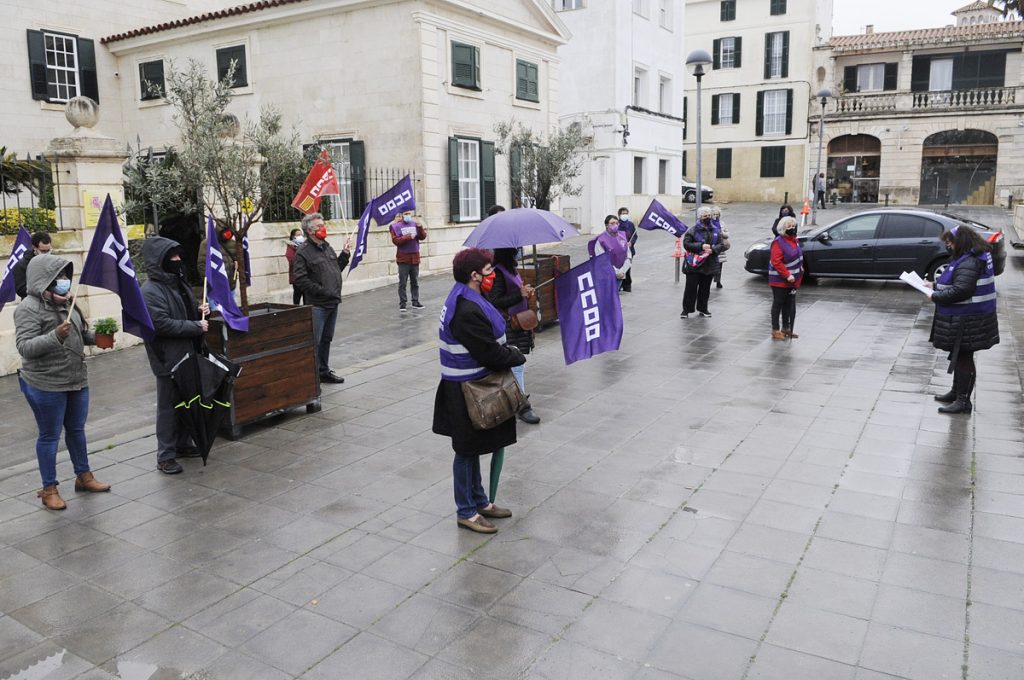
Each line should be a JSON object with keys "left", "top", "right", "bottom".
{"left": 216, "top": 45, "right": 247, "bottom": 87}
{"left": 448, "top": 137, "right": 460, "bottom": 222}
{"left": 516, "top": 59, "right": 539, "bottom": 102}
{"left": 481, "top": 141, "right": 496, "bottom": 213}
{"left": 911, "top": 56, "right": 930, "bottom": 92}
{"left": 349, "top": 140, "right": 366, "bottom": 217}
{"left": 771, "top": 0, "right": 787, "bottom": 15}
{"left": 734, "top": 37, "right": 742, "bottom": 68}
{"left": 884, "top": 63, "right": 898, "bottom": 91}
{"left": 712, "top": 39, "right": 721, "bottom": 70}
{"left": 527, "top": 62, "right": 539, "bottom": 101}
{"left": 510, "top": 145, "right": 523, "bottom": 207}
{"left": 721, "top": 0, "right": 735, "bottom": 21}
{"left": 781, "top": 32, "right": 789, "bottom": 78}
{"left": 764, "top": 34, "right": 772, "bottom": 79}
{"left": 843, "top": 66, "right": 858, "bottom": 93}
{"left": 734, "top": 93, "right": 741, "bottom": 124}
{"left": 452, "top": 42, "right": 479, "bottom": 90}
{"left": 26, "top": 30, "right": 48, "bottom": 100}
{"left": 755, "top": 91, "right": 765, "bottom": 136}
{"left": 139, "top": 60, "right": 164, "bottom": 100}
{"left": 785, "top": 89, "right": 793, "bottom": 135}
{"left": 716, "top": 148, "right": 732, "bottom": 179}
{"left": 78, "top": 38, "right": 98, "bottom": 102}
{"left": 711, "top": 95, "right": 720, "bottom": 125}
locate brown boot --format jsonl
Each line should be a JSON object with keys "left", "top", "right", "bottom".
{"left": 38, "top": 486, "right": 67, "bottom": 510}
{"left": 783, "top": 328, "right": 800, "bottom": 338}
{"left": 771, "top": 330, "right": 786, "bottom": 340}
{"left": 74, "top": 471, "right": 111, "bottom": 493}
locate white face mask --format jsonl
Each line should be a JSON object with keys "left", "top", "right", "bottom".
{"left": 293, "top": 235, "right": 306, "bottom": 245}
{"left": 619, "top": 214, "right": 630, "bottom": 222}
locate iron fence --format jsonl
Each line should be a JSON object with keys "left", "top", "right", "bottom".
{"left": 263, "top": 166, "right": 421, "bottom": 223}
{"left": 0, "top": 151, "right": 64, "bottom": 235}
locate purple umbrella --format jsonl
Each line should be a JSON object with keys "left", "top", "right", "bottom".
{"left": 462, "top": 208, "right": 580, "bottom": 248}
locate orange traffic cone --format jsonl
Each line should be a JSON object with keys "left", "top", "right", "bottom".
{"left": 672, "top": 237, "right": 683, "bottom": 258}
{"left": 801, "top": 199, "right": 811, "bottom": 215}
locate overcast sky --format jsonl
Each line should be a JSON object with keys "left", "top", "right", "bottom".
{"left": 832, "top": 0, "right": 973, "bottom": 36}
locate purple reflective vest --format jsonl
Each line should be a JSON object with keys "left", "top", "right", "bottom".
{"left": 438, "top": 282, "right": 508, "bottom": 381}
{"left": 588, "top": 230, "right": 628, "bottom": 268}
{"left": 768, "top": 235, "right": 803, "bottom": 286}
{"left": 935, "top": 251, "right": 996, "bottom": 316}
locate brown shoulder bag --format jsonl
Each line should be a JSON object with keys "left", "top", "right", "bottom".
{"left": 461, "top": 370, "right": 526, "bottom": 430}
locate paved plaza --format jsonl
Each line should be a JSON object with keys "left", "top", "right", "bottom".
{"left": 1, "top": 202, "right": 1023, "bottom": 679}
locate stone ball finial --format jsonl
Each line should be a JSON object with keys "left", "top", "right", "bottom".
{"left": 65, "top": 96, "right": 99, "bottom": 129}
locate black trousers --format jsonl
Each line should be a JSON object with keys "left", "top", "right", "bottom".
{"left": 155, "top": 375, "right": 191, "bottom": 463}
{"left": 621, "top": 268, "right": 632, "bottom": 291}
{"left": 816, "top": 190, "right": 826, "bottom": 209}
{"left": 398, "top": 263, "right": 420, "bottom": 306}
{"left": 771, "top": 287, "right": 797, "bottom": 330}
{"left": 682, "top": 272, "right": 714, "bottom": 314}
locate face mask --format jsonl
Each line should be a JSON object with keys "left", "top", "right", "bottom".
{"left": 293, "top": 235, "right": 306, "bottom": 245}
{"left": 702, "top": 217, "right": 713, "bottom": 226}
{"left": 619, "top": 214, "right": 629, "bottom": 222}
{"left": 480, "top": 271, "right": 496, "bottom": 293}
{"left": 402, "top": 214, "right": 413, "bottom": 224}
{"left": 164, "top": 259, "right": 183, "bottom": 276}
{"left": 785, "top": 227, "right": 798, "bottom": 236}
{"left": 607, "top": 223, "right": 619, "bottom": 233}
{"left": 52, "top": 278, "right": 71, "bottom": 296}
{"left": 314, "top": 226, "right": 327, "bottom": 241}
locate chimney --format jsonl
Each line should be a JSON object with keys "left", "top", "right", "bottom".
{"left": 865, "top": 24, "right": 874, "bottom": 35}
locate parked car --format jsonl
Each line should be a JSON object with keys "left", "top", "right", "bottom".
{"left": 744, "top": 208, "right": 1006, "bottom": 281}
{"left": 681, "top": 179, "right": 714, "bottom": 203}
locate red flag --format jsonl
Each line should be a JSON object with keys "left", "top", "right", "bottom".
{"left": 291, "top": 150, "right": 340, "bottom": 214}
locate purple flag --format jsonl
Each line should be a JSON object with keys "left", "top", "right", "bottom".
{"left": 639, "top": 199, "right": 687, "bottom": 237}
{"left": 371, "top": 175, "right": 415, "bottom": 226}
{"left": 348, "top": 199, "right": 375, "bottom": 272}
{"left": 242, "top": 235, "right": 252, "bottom": 286}
{"left": 554, "top": 253, "right": 623, "bottom": 366}
{"left": 0, "top": 226, "right": 32, "bottom": 313}
{"left": 79, "top": 196, "right": 156, "bottom": 340}
{"left": 205, "top": 216, "right": 249, "bottom": 332}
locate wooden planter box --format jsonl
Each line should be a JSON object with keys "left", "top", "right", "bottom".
{"left": 520, "top": 253, "right": 570, "bottom": 329}
{"left": 206, "top": 303, "right": 321, "bottom": 438}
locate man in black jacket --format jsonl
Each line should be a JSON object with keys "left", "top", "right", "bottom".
{"left": 140, "top": 237, "right": 209, "bottom": 475}
{"left": 294, "top": 213, "right": 352, "bottom": 384}
{"left": 13, "top": 232, "right": 52, "bottom": 299}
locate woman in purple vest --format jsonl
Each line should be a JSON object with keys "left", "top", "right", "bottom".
{"left": 768, "top": 215, "right": 803, "bottom": 340}
{"left": 588, "top": 215, "right": 631, "bottom": 286}
{"left": 488, "top": 248, "right": 540, "bottom": 424}
{"left": 925, "top": 227, "right": 999, "bottom": 415}
{"left": 433, "top": 248, "right": 526, "bottom": 533}
{"left": 681, "top": 206, "right": 730, "bottom": 318}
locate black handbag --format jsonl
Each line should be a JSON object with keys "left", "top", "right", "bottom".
{"left": 460, "top": 370, "right": 526, "bottom": 430}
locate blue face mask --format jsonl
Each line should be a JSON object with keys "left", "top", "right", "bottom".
{"left": 53, "top": 278, "right": 71, "bottom": 296}
{"left": 402, "top": 214, "right": 413, "bottom": 224}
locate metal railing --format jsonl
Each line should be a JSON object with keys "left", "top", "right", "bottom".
{"left": 263, "top": 166, "right": 420, "bottom": 223}
{"left": 0, "top": 151, "right": 63, "bottom": 235}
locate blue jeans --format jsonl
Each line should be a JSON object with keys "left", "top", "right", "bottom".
{"left": 453, "top": 454, "right": 490, "bottom": 519}
{"left": 511, "top": 365, "right": 525, "bottom": 393}
{"left": 312, "top": 304, "right": 338, "bottom": 376}
{"left": 19, "top": 377, "right": 91, "bottom": 488}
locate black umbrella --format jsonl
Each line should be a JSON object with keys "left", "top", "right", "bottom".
{"left": 169, "top": 350, "right": 242, "bottom": 464}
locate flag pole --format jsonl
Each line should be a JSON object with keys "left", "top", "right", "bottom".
{"left": 65, "top": 279, "right": 82, "bottom": 323}
{"left": 201, "top": 276, "right": 209, "bottom": 320}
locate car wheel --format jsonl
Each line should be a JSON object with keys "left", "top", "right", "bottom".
{"left": 683, "top": 190, "right": 696, "bottom": 203}
{"left": 928, "top": 259, "right": 949, "bottom": 282}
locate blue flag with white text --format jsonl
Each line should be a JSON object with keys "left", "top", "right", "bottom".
{"left": 79, "top": 196, "right": 156, "bottom": 340}
{"left": 372, "top": 175, "right": 415, "bottom": 226}
{"left": 242, "top": 235, "right": 252, "bottom": 286}
{"left": 639, "top": 199, "right": 687, "bottom": 237}
{"left": 0, "top": 226, "right": 32, "bottom": 314}
{"left": 348, "top": 200, "right": 375, "bottom": 272}
{"left": 554, "top": 253, "right": 623, "bottom": 366}
{"left": 205, "top": 216, "right": 249, "bottom": 332}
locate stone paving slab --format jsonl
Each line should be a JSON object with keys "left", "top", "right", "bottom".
{"left": 1, "top": 202, "right": 1023, "bottom": 679}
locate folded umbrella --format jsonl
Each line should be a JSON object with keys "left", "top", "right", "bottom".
{"left": 489, "top": 448, "right": 505, "bottom": 503}
{"left": 170, "top": 351, "right": 242, "bottom": 464}
{"left": 462, "top": 208, "right": 579, "bottom": 249}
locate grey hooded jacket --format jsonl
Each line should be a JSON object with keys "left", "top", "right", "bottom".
{"left": 14, "top": 254, "right": 94, "bottom": 392}
{"left": 140, "top": 237, "right": 205, "bottom": 377}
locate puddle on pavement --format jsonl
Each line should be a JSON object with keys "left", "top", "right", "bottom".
{"left": 2, "top": 648, "right": 196, "bottom": 680}
{"left": 5, "top": 650, "right": 64, "bottom": 680}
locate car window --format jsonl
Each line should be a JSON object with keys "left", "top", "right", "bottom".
{"left": 828, "top": 214, "right": 881, "bottom": 241}
{"left": 880, "top": 215, "right": 936, "bottom": 239}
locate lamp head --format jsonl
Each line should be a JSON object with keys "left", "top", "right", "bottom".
{"left": 686, "top": 49, "right": 713, "bottom": 77}
{"left": 817, "top": 87, "right": 832, "bottom": 105}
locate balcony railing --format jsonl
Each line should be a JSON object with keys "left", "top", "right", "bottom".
{"left": 825, "top": 86, "right": 1022, "bottom": 117}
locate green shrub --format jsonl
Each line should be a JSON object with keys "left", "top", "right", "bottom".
{"left": 0, "top": 208, "right": 57, "bottom": 235}
{"left": 94, "top": 317, "right": 119, "bottom": 335}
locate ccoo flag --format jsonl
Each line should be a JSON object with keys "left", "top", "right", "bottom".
{"left": 348, "top": 199, "right": 375, "bottom": 272}
{"left": 205, "top": 216, "right": 249, "bottom": 332}
{"left": 0, "top": 226, "right": 32, "bottom": 314}
{"left": 291, "top": 150, "right": 340, "bottom": 215}
{"left": 554, "top": 252, "right": 623, "bottom": 365}
{"left": 372, "top": 175, "right": 415, "bottom": 226}
{"left": 79, "top": 196, "right": 156, "bottom": 340}
{"left": 639, "top": 199, "right": 687, "bottom": 237}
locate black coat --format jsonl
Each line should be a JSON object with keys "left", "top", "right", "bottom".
{"left": 486, "top": 269, "right": 534, "bottom": 354}
{"left": 12, "top": 250, "right": 35, "bottom": 299}
{"left": 141, "top": 237, "right": 205, "bottom": 377}
{"left": 683, "top": 223, "right": 730, "bottom": 276}
{"left": 293, "top": 239, "right": 350, "bottom": 307}
{"left": 433, "top": 296, "right": 526, "bottom": 456}
{"left": 929, "top": 255, "right": 999, "bottom": 354}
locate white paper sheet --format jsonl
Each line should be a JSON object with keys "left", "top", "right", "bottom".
{"left": 900, "top": 271, "right": 933, "bottom": 298}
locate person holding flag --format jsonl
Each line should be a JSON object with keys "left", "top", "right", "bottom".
{"left": 15, "top": 254, "right": 111, "bottom": 510}
{"left": 588, "top": 215, "right": 631, "bottom": 288}
{"left": 293, "top": 212, "right": 352, "bottom": 384}
{"left": 616, "top": 207, "right": 637, "bottom": 292}
{"left": 391, "top": 210, "right": 427, "bottom": 313}
{"left": 141, "top": 237, "right": 210, "bottom": 475}
{"left": 681, "top": 206, "right": 730, "bottom": 319}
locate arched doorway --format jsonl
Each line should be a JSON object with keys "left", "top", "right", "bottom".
{"left": 827, "top": 134, "right": 881, "bottom": 203}
{"left": 920, "top": 130, "right": 997, "bottom": 205}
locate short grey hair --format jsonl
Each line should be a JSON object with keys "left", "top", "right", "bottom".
{"left": 697, "top": 206, "right": 713, "bottom": 219}
{"left": 778, "top": 216, "right": 798, "bottom": 231}
{"left": 300, "top": 212, "right": 325, "bottom": 232}
{"left": 711, "top": 207, "right": 721, "bottom": 217}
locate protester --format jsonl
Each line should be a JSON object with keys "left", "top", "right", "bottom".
{"left": 487, "top": 205, "right": 506, "bottom": 216}
{"left": 194, "top": 224, "right": 239, "bottom": 302}
{"left": 589, "top": 215, "right": 631, "bottom": 286}
{"left": 433, "top": 248, "right": 525, "bottom": 534}
{"left": 391, "top": 210, "right": 427, "bottom": 313}
{"left": 13, "top": 232, "right": 53, "bottom": 300}
{"left": 815, "top": 173, "right": 827, "bottom": 210}
{"left": 681, "top": 206, "right": 729, "bottom": 319}
{"left": 925, "top": 227, "right": 999, "bottom": 415}
{"left": 617, "top": 207, "right": 637, "bottom": 292}
{"left": 771, "top": 204, "right": 796, "bottom": 236}
{"left": 141, "top": 237, "right": 210, "bottom": 475}
{"left": 285, "top": 228, "right": 306, "bottom": 305}
{"left": 768, "top": 215, "right": 803, "bottom": 340}
{"left": 711, "top": 206, "right": 729, "bottom": 289}
{"left": 488, "top": 247, "right": 540, "bottom": 424}
{"left": 293, "top": 212, "right": 352, "bottom": 384}
{"left": 15, "top": 254, "right": 110, "bottom": 509}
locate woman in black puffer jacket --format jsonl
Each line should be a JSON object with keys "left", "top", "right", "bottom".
{"left": 927, "top": 227, "right": 998, "bottom": 415}
{"left": 487, "top": 248, "right": 540, "bottom": 424}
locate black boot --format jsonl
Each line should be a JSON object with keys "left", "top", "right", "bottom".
{"left": 518, "top": 397, "right": 541, "bottom": 425}
{"left": 934, "top": 374, "right": 958, "bottom": 403}
{"left": 938, "top": 373, "right": 973, "bottom": 415}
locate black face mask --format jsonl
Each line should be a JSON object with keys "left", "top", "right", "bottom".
{"left": 785, "top": 228, "right": 798, "bottom": 236}
{"left": 163, "top": 259, "right": 184, "bottom": 276}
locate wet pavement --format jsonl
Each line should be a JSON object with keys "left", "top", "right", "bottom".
{"left": 1, "top": 202, "right": 1022, "bottom": 679}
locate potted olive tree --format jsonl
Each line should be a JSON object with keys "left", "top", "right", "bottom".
{"left": 93, "top": 317, "right": 117, "bottom": 349}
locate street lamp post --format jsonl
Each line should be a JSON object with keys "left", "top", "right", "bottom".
{"left": 811, "top": 88, "right": 831, "bottom": 226}
{"left": 686, "top": 49, "right": 712, "bottom": 218}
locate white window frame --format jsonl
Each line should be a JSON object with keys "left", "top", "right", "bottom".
{"left": 321, "top": 140, "right": 353, "bottom": 221}
{"left": 633, "top": 67, "right": 647, "bottom": 107}
{"left": 555, "top": 0, "right": 584, "bottom": 9}
{"left": 720, "top": 37, "right": 737, "bottom": 69}
{"left": 719, "top": 93, "right": 735, "bottom": 125}
{"left": 857, "top": 63, "right": 885, "bottom": 92}
{"left": 44, "top": 32, "right": 79, "bottom": 103}
{"left": 768, "top": 32, "right": 784, "bottom": 79}
{"left": 457, "top": 139, "right": 481, "bottom": 222}
{"left": 659, "top": 76, "right": 671, "bottom": 113}
{"left": 659, "top": 0, "right": 671, "bottom": 28}
{"left": 763, "top": 89, "right": 787, "bottom": 135}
